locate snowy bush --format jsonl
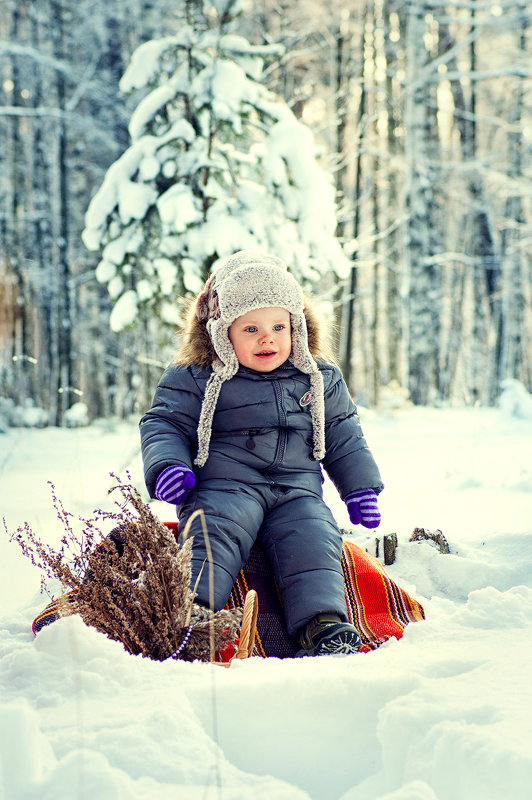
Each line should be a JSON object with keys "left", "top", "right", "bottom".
{"left": 0, "top": 398, "right": 18, "bottom": 430}
{"left": 0, "top": 398, "right": 50, "bottom": 429}
{"left": 63, "top": 402, "right": 90, "bottom": 428}
{"left": 377, "top": 380, "right": 413, "bottom": 413}
{"left": 82, "top": 0, "right": 348, "bottom": 333}
{"left": 498, "top": 379, "right": 532, "bottom": 420}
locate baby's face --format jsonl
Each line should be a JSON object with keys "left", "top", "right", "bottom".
{"left": 228, "top": 307, "right": 291, "bottom": 372}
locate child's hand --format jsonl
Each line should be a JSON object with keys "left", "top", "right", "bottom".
{"left": 344, "top": 489, "right": 381, "bottom": 529}
{"left": 155, "top": 465, "right": 196, "bottom": 505}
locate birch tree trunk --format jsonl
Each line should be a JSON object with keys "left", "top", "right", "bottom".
{"left": 339, "top": 1, "right": 369, "bottom": 391}
{"left": 29, "top": 3, "right": 58, "bottom": 416}
{"left": 403, "top": 2, "right": 438, "bottom": 405}
{"left": 383, "top": 0, "right": 403, "bottom": 388}
{"left": 500, "top": 18, "right": 527, "bottom": 385}
{"left": 331, "top": 6, "right": 352, "bottom": 354}
{"left": 6, "top": 4, "right": 37, "bottom": 405}
{"left": 437, "top": 16, "right": 496, "bottom": 404}
{"left": 50, "top": 0, "right": 74, "bottom": 425}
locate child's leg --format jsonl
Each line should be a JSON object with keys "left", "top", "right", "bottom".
{"left": 177, "top": 484, "right": 265, "bottom": 610}
{"left": 258, "top": 489, "right": 347, "bottom": 637}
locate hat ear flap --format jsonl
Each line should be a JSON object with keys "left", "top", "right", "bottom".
{"left": 194, "top": 319, "right": 240, "bottom": 465}
{"left": 289, "top": 312, "right": 317, "bottom": 374}
{"left": 309, "top": 371, "right": 325, "bottom": 460}
{"left": 288, "top": 311, "right": 325, "bottom": 460}
{"left": 207, "top": 318, "right": 239, "bottom": 376}
{"left": 195, "top": 372, "right": 222, "bottom": 466}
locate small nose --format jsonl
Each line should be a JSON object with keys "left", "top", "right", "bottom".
{"left": 259, "top": 329, "right": 273, "bottom": 342}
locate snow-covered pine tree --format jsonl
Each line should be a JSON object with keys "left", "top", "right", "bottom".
{"left": 82, "top": 0, "right": 348, "bottom": 336}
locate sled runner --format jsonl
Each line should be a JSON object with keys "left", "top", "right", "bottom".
{"left": 33, "top": 523, "right": 424, "bottom": 661}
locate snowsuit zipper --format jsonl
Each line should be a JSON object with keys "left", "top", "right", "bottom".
{"left": 271, "top": 378, "right": 287, "bottom": 467}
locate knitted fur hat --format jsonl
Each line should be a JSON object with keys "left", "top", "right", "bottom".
{"left": 193, "top": 250, "right": 325, "bottom": 467}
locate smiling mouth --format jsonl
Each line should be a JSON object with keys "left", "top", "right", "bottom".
{"left": 255, "top": 351, "right": 276, "bottom": 357}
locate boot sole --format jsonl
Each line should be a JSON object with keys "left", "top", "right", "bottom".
{"left": 297, "top": 628, "right": 362, "bottom": 657}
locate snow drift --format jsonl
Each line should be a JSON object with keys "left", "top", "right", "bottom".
{"left": 1, "top": 402, "right": 531, "bottom": 799}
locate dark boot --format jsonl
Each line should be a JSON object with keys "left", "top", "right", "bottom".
{"left": 297, "top": 613, "right": 361, "bottom": 656}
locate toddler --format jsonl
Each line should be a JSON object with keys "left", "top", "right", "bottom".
{"left": 140, "top": 251, "right": 384, "bottom": 655}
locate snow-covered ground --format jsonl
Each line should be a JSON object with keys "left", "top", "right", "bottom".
{"left": 1, "top": 401, "right": 531, "bottom": 800}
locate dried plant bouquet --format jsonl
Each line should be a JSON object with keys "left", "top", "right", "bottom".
{"left": 6, "top": 475, "right": 241, "bottom": 662}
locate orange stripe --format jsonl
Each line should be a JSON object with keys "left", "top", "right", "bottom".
{"left": 344, "top": 544, "right": 378, "bottom": 642}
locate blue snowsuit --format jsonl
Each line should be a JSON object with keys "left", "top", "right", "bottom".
{"left": 140, "top": 360, "right": 383, "bottom": 637}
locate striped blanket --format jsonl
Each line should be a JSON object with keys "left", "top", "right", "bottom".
{"left": 33, "top": 524, "right": 425, "bottom": 659}
{"left": 219, "top": 538, "right": 425, "bottom": 660}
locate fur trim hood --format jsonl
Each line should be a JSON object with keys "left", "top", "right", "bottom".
{"left": 176, "top": 296, "right": 330, "bottom": 369}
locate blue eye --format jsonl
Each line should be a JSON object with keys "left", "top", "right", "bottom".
{"left": 245, "top": 326, "right": 258, "bottom": 333}
{"left": 273, "top": 324, "right": 284, "bottom": 331}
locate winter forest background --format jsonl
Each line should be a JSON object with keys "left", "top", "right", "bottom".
{"left": 1, "top": 0, "right": 531, "bottom": 428}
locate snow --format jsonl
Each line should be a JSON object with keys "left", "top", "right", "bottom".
{"left": 1, "top": 404, "right": 531, "bottom": 799}
{"left": 95, "top": 259, "right": 116, "bottom": 284}
{"left": 102, "top": 237, "right": 128, "bottom": 265}
{"left": 128, "top": 85, "right": 175, "bottom": 140}
{"left": 136, "top": 279, "right": 155, "bottom": 301}
{"left": 157, "top": 184, "right": 203, "bottom": 233}
{"left": 160, "top": 301, "right": 183, "bottom": 327}
{"left": 109, "top": 290, "right": 138, "bottom": 332}
{"left": 107, "top": 274, "right": 124, "bottom": 300}
{"left": 139, "top": 154, "right": 161, "bottom": 182}
{"left": 182, "top": 257, "right": 205, "bottom": 294}
{"left": 117, "top": 180, "right": 157, "bottom": 226}
{"left": 119, "top": 35, "right": 183, "bottom": 94}
{"left": 162, "top": 117, "right": 196, "bottom": 145}
{"left": 153, "top": 258, "right": 178, "bottom": 296}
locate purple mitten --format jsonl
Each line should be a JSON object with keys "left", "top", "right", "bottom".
{"left": 344, "top": 489, "right": 381, "bottom": 529}
{"left": 155, "top": 465, "right": 196, "bottom": 505}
